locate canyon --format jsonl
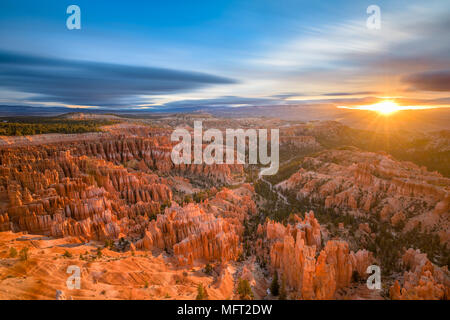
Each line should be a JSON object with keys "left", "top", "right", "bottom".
{"left": 277, "top": 148, "right": 449, "bottom": 244}
{"left": 0, "top": 117, "right": 448, "bottom": 300}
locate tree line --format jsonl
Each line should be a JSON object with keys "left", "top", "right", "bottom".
{"left": 0, "top": 118, "right": 118, "bottom": 136}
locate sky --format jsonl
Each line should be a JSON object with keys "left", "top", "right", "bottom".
{"left": 0, "top": 0, "right": 449, "bottom": 110}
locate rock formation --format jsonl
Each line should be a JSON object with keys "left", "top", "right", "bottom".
{"left": 0, "top": 128, "right": 245, "bottom": 248}
{"left": 136, "top": 186, "right": 256, "bottom": 265}
{"left": 260, "top": 212, "right": 373, "bottom": 299}
{"left": 277, "top": 149, "right": 449, "bottom": 244}
{"left": 390, "top": 248, "right": 449, "bottom": 300}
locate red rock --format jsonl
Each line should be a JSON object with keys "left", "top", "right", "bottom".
{"left": 391, "top": 211, "right": 406, "bottom": 227}
{"left": 263, "top": 213, "right": 373, "bottom": 299}
{"left": 389, "top": 248, "right": 449, "bottom": 300}
{"left": 277, "top": 148, "right": 449, "bottom": 246}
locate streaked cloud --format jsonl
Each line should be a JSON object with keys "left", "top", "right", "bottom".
{"left": 0, "top": 1, "right": 449, "bottom": 109}
{"left": 403, "top": 71, "right": 450, "bottom": 92}
{"left": 0, "top": 51, "right": 236, "bottom": 107}
{"left": 321, "top": 91, "right": 378, "bottom": 96}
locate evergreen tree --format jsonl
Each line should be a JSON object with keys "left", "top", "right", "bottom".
{"left": 237, "top": 278, "right": 253, "bottom": 300}
{"left": 279, "top": 275, "right": 287, "bottom": 300}
{"left": 196, "top": 283, "right": 209, "bottom": 300}
{"left": 270, "top": 271, "right": 280, "bottom": 296}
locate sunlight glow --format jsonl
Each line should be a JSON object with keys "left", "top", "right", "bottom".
{"left": 337, "top": 100, "right": 446, "bottom": 115}
{"left": 366, "top": 100, "right": 399, "bottom": 115}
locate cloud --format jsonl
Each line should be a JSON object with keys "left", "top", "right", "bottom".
{"left": 403, "top": 71, "right": 450, "bottom": 92}
{"left": 321, "top": 91, "right": 378, "bottom": 96}
{"left": 160, "top": 95, "right": 282, "bottom": 109}
{"left": 244, "top": 3, "right": 450, "bottom": 97}
{"left": 269, "top": 93, "right": 304, "bottom": 99}
{"left": 159, "top": 95, "right": 386, "bottom": 110}
{"left": 0, "top": 51, "right": 236, "bottom": 108}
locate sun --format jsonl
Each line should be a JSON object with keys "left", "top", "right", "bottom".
{"left": 368, "top": 100, "right": 399, "bottom": 115}
{"left": 337, "top": 100, "right": 449, "bottom": 115}
{"left": 337, "top": 100, "right": 404, "bottom": 115}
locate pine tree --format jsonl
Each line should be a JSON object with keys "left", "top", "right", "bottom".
{"left": 19, "top": 247, "right": 29, "bottom": 261}
{"left": 237, "top": 278, "right": 253, "bottom": 299}
{"left": 279, "top": 275, "right": 287, "bottom": 300}
{"left": 196, "top": 283, "right": 209, "bottom": 300}
{"left": 270, "top": 271, "right": 280, "bottom": 296}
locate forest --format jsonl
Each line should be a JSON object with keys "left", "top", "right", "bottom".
{"left": 0, "top": 117, "right": 118, "bottom": 136}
